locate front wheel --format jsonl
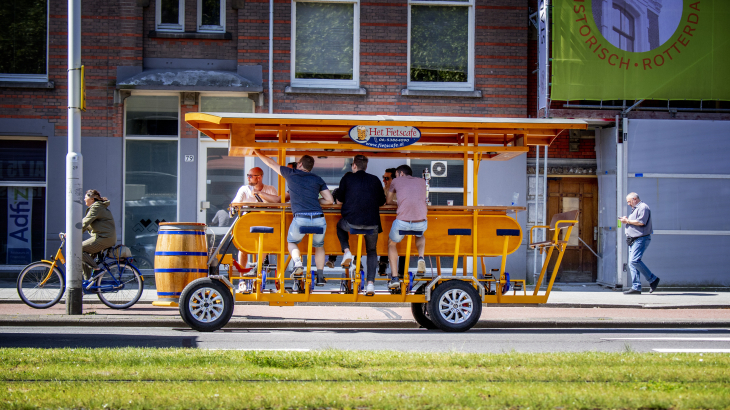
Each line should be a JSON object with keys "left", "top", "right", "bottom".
{"left": 96, "top": 263, "right": 143, "bottom": 309}
{"left": 179, "top": 278, "right": 234, "bottom": 332}
{"left": 17, "top": 262, "right": 65, "bottom": 309}
{"left": 427, "top": 280, "right": 482, "bottom": 332}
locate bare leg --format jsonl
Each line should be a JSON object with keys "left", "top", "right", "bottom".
{"left": 415, "top": 236, "right": 426, "bottom": 258}
{"left": 237, "top": 251, "right": 248, "bottom": 266}
{"left": 314, "top": 247, "right": 325, "bottom": 270}
{"left": 288, "top": 243, "right": 301, "bottom": 261}
{"left": 388, "top": 239, "right": 399, "bottom": 279}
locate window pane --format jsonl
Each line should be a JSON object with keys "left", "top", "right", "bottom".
{"left": 0, "top": 140, "right": 46, "bottom": 182}
{"left": 295, "top": 2, "right": 354, "bottom": 80}
{"left": 124, "top": 140, "right": 178, "bottom": 267}
{"left": 125, "top": 96, "right": 178, "bottom": 136}
{"left": 410, "top": 160, "right": 463, "bottom": 188}
{"left": 310, "top": 157, "right": 349, "bottom": 187}
{"left": 410, "top": 5, "right": 468, "bottom": 83}
{"left": 0, "top": 1, "right": 47, "bottom": 75}
{"left": 160, "top": 0, "right": 180, "bottom": 25}
{"left": 206, "top": 147, "right": 245, "bottom": 225}
{"left": 201, "top": 0, "right": 221, "bottom": 26}
{"left": 1, "top": 187, "right": 46, "bottom": 265}
{"left": 200, "top": 96, "right": 254, "bottom": 113}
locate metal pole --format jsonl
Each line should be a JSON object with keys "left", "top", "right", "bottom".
{"left": 615, "top": 115, "right": 623, "bottom": 287}
{"left": 540, "top": 146, "right": 548, "bottom": 275}
{"left": 533, "top": 145, "right": 540, "bottom": 285}
{"left": 66, "top": 0, "right": 83, "bottom": 314}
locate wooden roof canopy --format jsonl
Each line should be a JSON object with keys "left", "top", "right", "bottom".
{"left": 185, "top": 113, "right": 588, "bottom": 160}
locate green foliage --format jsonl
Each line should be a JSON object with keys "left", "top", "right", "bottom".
{"left": 410, "top": 5, "right": 468, "bottom": 83}
{"left": 0, "top": 1, "right": 47, "bottom": 75}
{"left": 295, "top": 2, "right": 354, "bottom": 80}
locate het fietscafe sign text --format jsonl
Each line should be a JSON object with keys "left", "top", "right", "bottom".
{"left": 348, "top": 126, "right": 421, "bottom": 149}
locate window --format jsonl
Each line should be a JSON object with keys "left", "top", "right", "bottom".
{"left": 124, "top": 95, "right": 180, "bottom": 268}
{"left": 408, "top": 0, "right": 474, "bottom": 91}
{"left": 156, "top": 0, "right": 184, "bottom": 32}
{"left": 0, "top": 139, "right": 47, "bottom": 265}
{"left": 198, "top": 0, "right": 226, "bottom": 32}
{"left": 0, "top": 1, "right": 48, "bottom": 81}
{"left": 612, "top": 4, "right": 635, "bottom": 52}
{"left": 291, "top": 0, "right": 360, "bottom": 89}
{"left": 199, "top": 95, "right": 254, "bottom": 138}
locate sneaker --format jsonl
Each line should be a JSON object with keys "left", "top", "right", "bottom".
{"left": 387, "top": 278, "right": 400, "bottom": 289}
{"left": 623, "top": 288, "right": 641, "bottom": 295}
{"left": 316, "top": 273, "right": 326, "bottom": 287}
{"left": 649, "top": 277, "right": 660, "bottom": 293}
{"left": 291, "top": 260, "right": 304, "bottom": 278}
{"left": 378, "top": 262, "right": 388, "bottom": 276}
{"left": 416, "top": 258, "right": 426, "bottom": 276}
{"left": 325, "top": 259, "right": 335, "bottom": 269}
{"left": 237, "top": 280, "right": 248, "bottom": 293}
{"left": 241, "top": 267, "right": 256, "bottom": 278}
{"left": 365, "top": 283, "right": 375, "bottom": 296}
{"left": 341, "top": 250, "right": 353, "bottom": 267}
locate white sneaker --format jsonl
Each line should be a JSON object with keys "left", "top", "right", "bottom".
{"left": 341, "top": 250, "right": 353, "bottom": 267}
{"left": 365, "top": 283, "right": 375, "bottom": 296}
{"left": 237, "top": 280, "right": 248, "bottom": 293}
{"left": 291, "top": 259, "right": 304, "bottom": 278}
{"left": 417, "top": 258, "right": 426, "bottom": 275}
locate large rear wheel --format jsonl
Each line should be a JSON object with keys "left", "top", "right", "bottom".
{"left": 17, "top": 262, "right": 65, "bottom": 309}
{"left": 96, "top": 263, "right": 143, "bottom": 309}
{"left": 427, "top": 280, "right": 482, "bottom": 332}
{"left": 179, "top": 278, "right": 234, "bottom": 332}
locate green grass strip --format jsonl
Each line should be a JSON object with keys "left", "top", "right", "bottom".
{"left": 1, "top": 348, "right": 728, "bottom": 409}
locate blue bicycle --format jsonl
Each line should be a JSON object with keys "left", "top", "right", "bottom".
{"left": 16, "top": 233, "right": 144, "bottom": 309}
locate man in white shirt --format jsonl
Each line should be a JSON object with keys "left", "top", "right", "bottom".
{"left": 231, "top": 167, "right": 280, "bottom": 273}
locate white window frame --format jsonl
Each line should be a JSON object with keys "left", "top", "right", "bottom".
{"left": 122, "top": 92, "right": 182, "bottom": 245}
{"left": 156, "top": 0, "right": 185, "bottom": 32}
{"left": 407, "top": 0, "right": 475, "bottom": 91}
{"left": 0, "top": 0, "right": 49, "bottom": 82}
{"left": 198, "top": 0, "right": 226, "bottom": 33}
{"left": 291, "top": 0, "right": 360, "bottom": 89}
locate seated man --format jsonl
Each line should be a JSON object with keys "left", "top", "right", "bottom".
{"left": 254, "top": 149, "right": 333, "bottom": 286}
{"left": 334, "top": 155, "right": 385, "bottom": 295}
{"left": 386, "top": 164, "right": 428, "bottom": 289}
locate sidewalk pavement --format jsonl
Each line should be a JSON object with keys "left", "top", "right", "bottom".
{"left": 1, "top": 282, "right": 728, "bottom": 329}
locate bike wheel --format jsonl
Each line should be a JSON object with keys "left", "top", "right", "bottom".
{"left": 96, "top": 263, "right": 143, "bottom": 309}
{"left": 17, "top": 262, "right": 65, "bottom": 309}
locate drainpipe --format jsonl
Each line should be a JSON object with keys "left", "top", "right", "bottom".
{"left": 268, "top": 0, "right": 274, "bottom": 114}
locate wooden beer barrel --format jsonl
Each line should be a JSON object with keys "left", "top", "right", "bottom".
{"left": 154, "top": 222, "right": 208, "bottom": 303}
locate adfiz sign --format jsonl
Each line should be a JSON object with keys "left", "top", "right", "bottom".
{"left": 348, "top": 126, "right": 421, "bottom": 149}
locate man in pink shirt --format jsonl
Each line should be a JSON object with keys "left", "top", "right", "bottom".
{"left": 386, "top": 164, "right": 428, "bottom": 289}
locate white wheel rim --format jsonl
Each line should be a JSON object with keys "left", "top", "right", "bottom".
{"left": 188, "top": 287, "right": 225, "bottom": 323}
{"left": 438, "top": 288, "right": 474, "bottom": 324}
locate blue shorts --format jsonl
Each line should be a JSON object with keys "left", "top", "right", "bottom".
{"left": 287, "top": 216, "right": 327, "bottom": 248}
{"left": 389, "top": 219, "right": 428, "bottom": 243}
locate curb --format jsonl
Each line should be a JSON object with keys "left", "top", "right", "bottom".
{"left": 2, "top": 317, "right": 730, "bottom": 329}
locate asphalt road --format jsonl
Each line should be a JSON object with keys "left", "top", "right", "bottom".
{"left": 2, "top": 326, "right": 730, "bottom": 352}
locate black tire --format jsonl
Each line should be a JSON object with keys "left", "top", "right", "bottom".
{"left": 411, "top": 302, "right": 439, "bottom": 330}
{"left": 96, "top": 263, "right": 143, "bottom": 309}
{"left": 179, "top": 278, "right": 234, "bottom": 332}
{"left": 427, "top": 280, "right": 482, "bottom": 332}
{"left": 17, "top": 262, "right": 65, "bottom": 309}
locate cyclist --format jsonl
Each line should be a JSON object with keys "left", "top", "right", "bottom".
{"left": 82, "top": 189, "right": 116, "bottom": 278}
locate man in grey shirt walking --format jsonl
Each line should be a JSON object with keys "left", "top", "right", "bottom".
{"left": 620, "top": 192, "right": 660, "bottom": 294}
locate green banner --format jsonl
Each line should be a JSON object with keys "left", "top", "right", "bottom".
{"left": 552, "top": 0, "right": 730, "bottom": 101}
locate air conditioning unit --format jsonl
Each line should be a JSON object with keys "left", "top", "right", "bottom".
{"left": 430, "top": 161, "right": 447, "bottom": 177}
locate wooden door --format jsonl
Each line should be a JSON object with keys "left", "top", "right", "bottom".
{"left": 546, "top": 178, "right": 598, "bottom": 282}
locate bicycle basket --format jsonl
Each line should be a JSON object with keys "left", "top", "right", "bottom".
{"left": 110, "top": 245, "right": 132, "bottom": 259}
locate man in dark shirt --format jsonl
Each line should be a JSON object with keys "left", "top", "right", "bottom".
{"left": 254, "top": 149, "right": 334, "bottom": 286}
{"left": 334, "top": 155, "right": 386, "bottom": 295}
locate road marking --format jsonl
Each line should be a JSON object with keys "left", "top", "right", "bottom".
{"left": 653, "top": 349, "right": 730, "bottom": 353}
{"left": 601, "top": 337, "right": 730, "bottom": 341}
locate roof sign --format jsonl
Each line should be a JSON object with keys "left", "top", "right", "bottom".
{"left": 348, "top": 126, "right": 421, "bottom": 149}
